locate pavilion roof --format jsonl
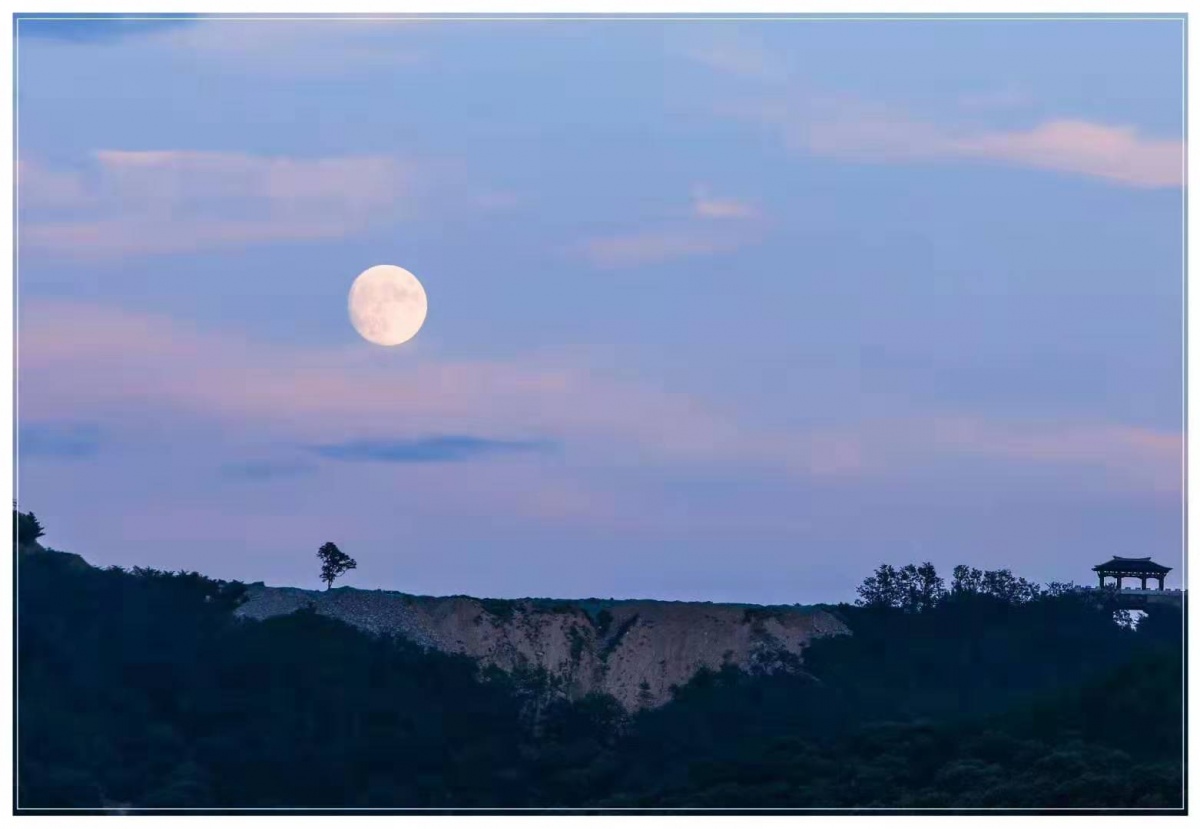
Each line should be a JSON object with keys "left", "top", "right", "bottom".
{"left": 1092, "top": 556, "right": 1172, "bottom": 574}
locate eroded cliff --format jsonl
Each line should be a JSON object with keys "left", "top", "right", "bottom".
{"left": 235, "top": 584, "right": 850, "bottom": 709}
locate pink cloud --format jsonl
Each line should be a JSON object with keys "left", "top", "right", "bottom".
{"left": 91, "top": 150, "right": 409, "bottom": 212}
{"left": 741, "top": 414, "right": 1180, "bottom": 494}
{"left": 690, "top": 184, "right": 757, "bottom": 219}
{"left": 21, "top": 216, "right": 367, "bottom": 258}
{"left": 691, "top": 31, "right": 1182, "bottom": 189}
{"left": 16, "top": 160, "right": 94, "bottom": 209}
{"left": 952, "top": 120, "right": 1184, "bottom": 189}
{"left": 18, "top": 300, "right": 1181, "bottom": 497}
{"left": 16, "top": 300, "right": 755, "bottom": 466}
{"left": 925, "top": 416, "right": 1181, "bottom": 492}
{"left": 581, "top": 185, "right": 763, "bottom": 268}
{"left": 793, "top": 103, "right": 1182, "bottom": 189}
{"left": 695, "top": 35, "right": 1180, "bottom": 188}
{"left": 19, "top": 151, "right": 418, "bottom": 258}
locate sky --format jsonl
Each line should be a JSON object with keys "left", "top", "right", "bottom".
{"left": 15, "top": 15, "right": 1185, "bottom": 604}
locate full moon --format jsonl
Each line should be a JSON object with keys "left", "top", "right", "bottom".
{"left": 348, "top": 264, "right": 428, "bottom": 346}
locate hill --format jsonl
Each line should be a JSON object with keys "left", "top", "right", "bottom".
{"left": 235, "top": 583, "right": 849, "bottom": 709}
{"left": 14, "top": 520, "right": 1184, "bottom": 812}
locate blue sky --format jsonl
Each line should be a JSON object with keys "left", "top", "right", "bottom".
{"left": 16, "top": 16, "right": 1184, "bottom": 603}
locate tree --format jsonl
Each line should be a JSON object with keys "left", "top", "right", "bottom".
{"left": 25, "top": 512, "right": 45, "bottom": 542}
{"left": 14, "top": 509, "right": 45, "bottom": 546}
{"left": 317, "top": 542, "right": 356, "bottom": 590}
{"left": 951, "top": 565, "right": 985, "bottom": 595}
{"left": 856, "top": 564, "right": 904, "bottom": 608}
{"left": 906, "top": 562, "right": 945, "bottom": 612}
{"left": 951, "top": 566, "right": 1041, "bottom": 604}
{"left": 1044, "top": 581, "right": 1080, "bottom": 598}
{"left": 858, "top": 562, "right": 944, "bottom": 612}
{"left": 980, "top": 569, "right": 1041, "bottom": 604}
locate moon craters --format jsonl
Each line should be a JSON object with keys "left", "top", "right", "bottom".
{"left": 348, "top": 264, "right": 428, "bottom": 346}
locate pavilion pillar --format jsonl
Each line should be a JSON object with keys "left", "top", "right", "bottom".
{"left": 1140, "top": 577, "right": 1147, "bottom": 590}
{"left": 1158, "top": 576, "right": 1166, "bottom": 591}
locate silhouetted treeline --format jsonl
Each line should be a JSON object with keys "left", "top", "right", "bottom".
{"left": 16, "top": 546, "right": 1183, "bottom": 811}
{"left": 568, "top": 581, "right": 1182, "bottom": 809}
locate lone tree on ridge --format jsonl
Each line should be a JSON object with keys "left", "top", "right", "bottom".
{"left": 317, "top": 542, "right": 357, "bottom": 590}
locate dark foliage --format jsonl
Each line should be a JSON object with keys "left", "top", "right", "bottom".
{"left": 14, "top": 508, "right": 45, "bottom": 547}
{"left": 16, "top": 549, "right": 1183, "bottom": 811}
{"left": 18, "top": 550, "right": 528, "bottom": 809}
{"left": 567, "top": 594, "right": 1182, "bottom": 809}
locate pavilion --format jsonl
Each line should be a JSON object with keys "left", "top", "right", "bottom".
{"left": 1092, "top": 556, "right": 1171, "bottom": 590}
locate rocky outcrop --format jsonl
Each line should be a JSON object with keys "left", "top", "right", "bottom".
{"left": 235, "top": 585, "right": 850, "bottom": 710}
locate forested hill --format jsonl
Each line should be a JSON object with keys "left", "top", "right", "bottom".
{"left": 15, "top": 525, "right": 1184, "bottom": 812}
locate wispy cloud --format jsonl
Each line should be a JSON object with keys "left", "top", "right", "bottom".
{"left": 17, "top": 300, "right": 1181, "bottom": 497}
{"left": 15, "top": 300, "right": 752, "bottom": 470}
{"left": 19, "top": 150, "right": 420, "bottom": 258}
{"left": 923, "top": 416, "right": 1181, "bottom": 492}
{"left": 951, "top": 119, "right": 1183, "bottom": 189}
{"left": 221, "top": 459, "right": 317, "bottom": 481}
{"left": 310, "top": 435, "right": 555, "bottom": 464}
{"left": 17, "top": 160, "right": 96, "bottom": 209}
{"left": 690, "top": 184, "right": 757, "bottom": 219}
{"left": 581, "top": 186, "right": 762, "bottom": 267}
{"left": 795, "top": 103, "right": 1184, "bottom": 189}
{"left": 690, "top": 34, "right": 1182, "bottom": 190}
{"left": 784, "top": 415, "right": 1181, "bottom": 494}
{"left": 19, "top": 422, "right": 102, "bottom": 459}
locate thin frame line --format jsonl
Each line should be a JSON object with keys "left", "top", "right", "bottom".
{"left": 10, "top": 11, "right": 1189, "bottom": 814}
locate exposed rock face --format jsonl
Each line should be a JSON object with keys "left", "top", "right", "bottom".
{"left": 235, "top": 585, "right": 850, "bottom": 710}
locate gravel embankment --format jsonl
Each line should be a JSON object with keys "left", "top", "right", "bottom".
{"left": 235, "top": 584, "right": 440, "bottom": 650}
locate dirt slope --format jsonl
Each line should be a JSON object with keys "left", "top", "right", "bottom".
{"left": 235, "top": 584, "right": 850, "bottom": 709}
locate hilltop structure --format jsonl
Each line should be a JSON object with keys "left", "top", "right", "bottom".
{"left": 1093, "top": 556, "right": 1172, "bottom": 591}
